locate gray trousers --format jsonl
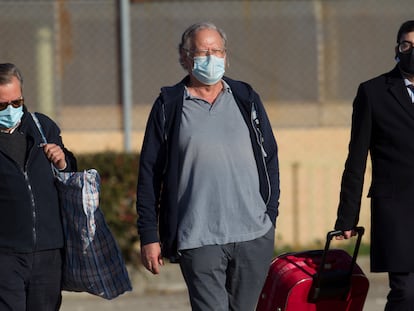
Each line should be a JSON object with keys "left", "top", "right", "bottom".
{"left": 178, "top": 227, "right": 274, "bottom": 311}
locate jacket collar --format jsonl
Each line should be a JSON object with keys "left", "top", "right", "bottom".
{"left": 387, "top": 65, "right": 414, "bottom": 120}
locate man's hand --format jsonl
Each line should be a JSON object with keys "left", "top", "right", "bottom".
{"left": 140, "top": 242, "right": 164, "bottom": 274}
{"left": 43, "top": 143, "right": 67, "bottom": 170}
{"left": 335, "top": 229, "right": 356, "bottom": 240}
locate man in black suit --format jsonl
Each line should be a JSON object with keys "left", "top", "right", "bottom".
{"left": 335, "top": 20, "right": 414, "bottom": 310}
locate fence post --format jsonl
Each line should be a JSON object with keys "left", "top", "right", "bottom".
{"left": 292, "top": 161, "right": 300, "bottom": 247}
{"left": 119, "top": 0, "right": 132, "bottom": 152}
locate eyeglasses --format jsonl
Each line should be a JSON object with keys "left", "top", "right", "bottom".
{"left": 186, "top": 48, "right": 226, "bottom": 58}
{"left": 398, "top": 41, "right": 414, "bottom": 54}
{"left": 0, "top": 97, "right": 24, "bottom": 111}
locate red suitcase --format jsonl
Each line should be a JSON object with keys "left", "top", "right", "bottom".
{"left": 256, "top": 227, "right": 369, "bottom": 311}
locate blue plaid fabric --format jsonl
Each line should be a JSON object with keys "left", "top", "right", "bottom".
{"left": 57, "top": 169, "right": 133, "bottom": 300}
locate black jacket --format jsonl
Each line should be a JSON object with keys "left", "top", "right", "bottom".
{"left": 335, "top": 66, "right": 414, "bottom": 272}
{"left": 136, "top": 76, "right": 280, "bottom": 261}
{"left": 0, "top": 107, "right": 76, "bottom": 253}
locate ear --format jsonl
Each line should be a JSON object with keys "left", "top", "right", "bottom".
{"left": 395, "top": 45, "right": 399, "bottom": 61}
{"left": 180, "top": 50, "right": 192, "bottom": 71}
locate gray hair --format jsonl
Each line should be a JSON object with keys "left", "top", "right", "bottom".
{"left": 178, "top": 22, "right": 227, "bottom": 70}
{"left": 0, "top": 63, "right": 23, "bottom": 88}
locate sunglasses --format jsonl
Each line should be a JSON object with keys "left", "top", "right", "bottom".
{"left": 0, "top": 98, "right": 24, "bottom": 111}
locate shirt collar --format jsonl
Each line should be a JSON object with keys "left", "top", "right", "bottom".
{"left": 404, "top": 78, "right": 414, "bottom": 103}
{"left": 404, "top": 78, "right": 413, "bottom": 87}
{"left": 184, "top": 79, "right": 232, "bottom": 99}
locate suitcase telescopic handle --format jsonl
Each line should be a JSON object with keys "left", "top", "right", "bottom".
{"left": 310, "top": 226, "right": 365, "bottom": 302}
{"left": 318, "top": 226, "right": 365, "bottom": 277}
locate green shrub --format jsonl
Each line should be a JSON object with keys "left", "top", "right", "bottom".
{"left": 76, "top": 152, "right": 140, "bottom": 266}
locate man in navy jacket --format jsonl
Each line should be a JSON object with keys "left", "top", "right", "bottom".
{"left": 136, "top": 22, "right": 280, "bottom": 310}
{"left": 0, "top": 63, "right": 76, "bottom": 310}
{"left": 335, "top": 20, "right": 414, "bottom": 310}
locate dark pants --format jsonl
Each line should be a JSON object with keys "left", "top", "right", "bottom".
{"left": 0, "top": 249, "right": 62, "bottom": 311}
{"left": 385, "top": 272, "right": 414, "bottom": 311}
{"left": 179, "top": 227, "right": 274, "bottom": 311}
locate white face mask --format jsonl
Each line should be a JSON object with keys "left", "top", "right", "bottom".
{"left": 192, "top": 55, "right": 225, "bottom": 85}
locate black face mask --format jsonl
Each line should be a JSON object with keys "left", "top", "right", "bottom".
{"left": 398, "top": 49, "right": 414, "bottom": 75}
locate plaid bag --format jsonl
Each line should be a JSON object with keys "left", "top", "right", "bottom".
{"left": 31, "top": 113, "right": 132, "bottom": 300}
{"left": 56, "top": 169, "right": 132, "bottom": 299}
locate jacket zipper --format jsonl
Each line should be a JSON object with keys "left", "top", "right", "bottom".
{"left": 23, "top": 170, "right": 37, "bottom": 248}
{"left": 162, "top": 102, "right": 169, "bottom": 175}
{"left": 24, "top": 142, "right": 37, "bottom": 250}
{"left": 250, "top": 102, "right": 272, "bottom": 205}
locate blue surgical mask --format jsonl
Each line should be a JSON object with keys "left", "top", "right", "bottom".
{"left": 0, "top": 105, "right": 23, "bottom": 129}
{"left": 192, "top": 55, "right": 225, "bottom": 85}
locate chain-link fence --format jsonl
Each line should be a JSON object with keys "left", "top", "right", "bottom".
{"left": 1, "top": 0, "right": 411, "bottom": 245}
{"left": 1, "top": 0, "right": 409, "bottom": 130}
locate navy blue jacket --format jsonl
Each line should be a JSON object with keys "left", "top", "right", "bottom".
{"left": 0, "top": 107, "right": 76, "bottom": 253}
{"left": 136, "top": 76, "right": 280, "bottom": 260}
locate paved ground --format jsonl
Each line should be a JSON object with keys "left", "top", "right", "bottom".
{"left": 60, "top": 256, "right": 389, "bottom": 311}
{"left": 61, "top": 291, "right": 191, "bottom": 311}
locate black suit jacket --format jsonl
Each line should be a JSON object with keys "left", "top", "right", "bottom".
{"left": 335, "top": 66, "right": 414, "bottom": 272}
